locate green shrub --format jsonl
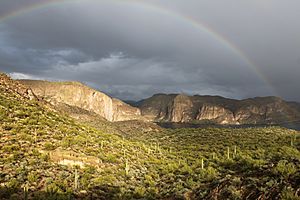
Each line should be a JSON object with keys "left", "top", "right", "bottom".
{"left": 274, "top": 160, "right": 297, "bottom": 178}
{"left": 44, "top": 142, "right": 56, "bottom": 150}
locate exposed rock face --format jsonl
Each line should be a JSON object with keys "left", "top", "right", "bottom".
{"left": 0, "top": 73, "right": 37, "bottom": 100}
{"left": 197, "top": 104, "right": 236, "bottom": 124}
{"left": 165, "top": 94, "right": 194, "bottom": 122}
{"left": 20, "top": 80, "right": 141, "bottom": 122}
{"left": 15, "top": 77, "right": 300, "bottom": 125}
{"left": 111, "top": 98, "right": 141, "bottom": 121}
{"left": 136, "top": 94, "right": 300, "bottom": 125}
{"left": 137, "top": 94, "right": 177, "bottom": 121}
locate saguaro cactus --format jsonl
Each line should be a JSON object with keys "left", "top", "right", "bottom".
{"left": 234, "top": 145, "right": 237, "bottom": 158}
{"left": 24, "top": 184, "right": 28, "bottom": 200}
{"left": 74, "top": 169, "right": 79, "bottom": 191}
{"left": 125, "top": 160, "right": 130, "bottom": 176}
{"left": 291, "top": 135, "right": 296, "bottom": 147}
{"left": 227, "top": 147, "right": 230, "bottom": 159}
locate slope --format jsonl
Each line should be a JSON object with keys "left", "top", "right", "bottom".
{"left": 19, "top": 80, "right": 142, "bottom": 122}
{"left": 0, "top": 73, "right": 299, "bottom": 199}
{"left": 0, "top": 73, "right": 168, "bottom": 199}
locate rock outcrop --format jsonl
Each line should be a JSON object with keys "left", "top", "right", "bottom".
{"left": 16, "top": 77, "right": 300, "bottom": 125}
{"left": 165, "top": 94, "right": 194, "bottom": 122}
{"left": 196, "top": 104, "right": 236, "bottom": 124}
{"left": 20, "top": 80, "right": 141, "bottom": 122}
{"left": 0, "top": 73, "right": 37, "bottom": 100}
{"left": 135, "top": 94, "right": 300, "bottom": 125}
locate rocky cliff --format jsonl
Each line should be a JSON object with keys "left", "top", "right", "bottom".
{"left": 17, "top": 77, "right": 300, "bottom": 125}
{"left": 19, "top": 80, "right": 141, "bottom": 122}
{"left": 136, "top": 94, "right": 300, "bottom": 125}
{"left": 165, "top": 94, "right": 194, "bottom": 122}
{"left": 196, "top": 104, "right": 236, "bottom": 124}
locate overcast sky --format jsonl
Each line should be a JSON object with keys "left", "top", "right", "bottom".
{"left": 0, "top": 0, "right": 299, "bottom": 101}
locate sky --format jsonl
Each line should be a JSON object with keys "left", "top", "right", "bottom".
{"left": 0, "top": 0, "right": 299, "bottom": 101}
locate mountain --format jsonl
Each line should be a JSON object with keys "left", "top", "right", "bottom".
{"left": 1, "top": 73, "right": 300, "bottom": 199}
{"left": 19, "top": 80, "right": 142, "bottom": 122}
{"left": 0, "top": 72, "right": 163, "bottom": 199}
{"left": 135, "top": 94, "right": 300, "bottom": 125}
{"left": 18, "top": 78, "right": 300, "bottom": 125}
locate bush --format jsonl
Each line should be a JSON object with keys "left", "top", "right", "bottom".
{"left": 274, "top": 160, "right": 297, "bottom": 178}
{"left": 44, "top": 142, "right": 56, "bottom": 150}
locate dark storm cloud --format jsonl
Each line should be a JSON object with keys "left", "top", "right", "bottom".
{"left": 0, "top": 0, "right": 299, "bottom": 101}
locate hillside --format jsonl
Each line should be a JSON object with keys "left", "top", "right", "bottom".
{"left": 19, "top": 80, "right": 142, "bottom": 122}
{"left": 1, "top": 73, "right": 300, "bottom": 199}
{"left": 135, "top": 94, "right": 300, "bottom": 125}
{"left": 0, "top": 73, "right": 166, "bottom": 199}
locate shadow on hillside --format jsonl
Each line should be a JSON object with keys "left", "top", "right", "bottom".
{"left": 0, "top": 184, "right": 125, "bottom": 200}
{"left": 157, "top": 122, "right": 300, "bottom": 130}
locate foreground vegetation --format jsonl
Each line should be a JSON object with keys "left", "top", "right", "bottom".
{"left": 0, "top": 76, "right": 299, "bottom": 199}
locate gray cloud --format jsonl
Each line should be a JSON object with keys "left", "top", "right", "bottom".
{"left": 0, "top": 0, "right": 299, "bottom": 101}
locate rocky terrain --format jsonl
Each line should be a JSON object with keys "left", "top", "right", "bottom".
{"left": 20, "top": 80, "right": 142, "bottom": 122}
{"left": 19, "top": 78, "right": 300, "bottom": 125}
{"left": 0, "top": 73, "right": 37, "bottom": 101}
{"left": 134, "top": 94, "right": 300, "bottom": 125}
{"left": 1, "top": 73, "right": 299, "bottom": 199}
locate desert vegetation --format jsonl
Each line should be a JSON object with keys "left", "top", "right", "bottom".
{"left": 0, "top": 77, "right": 299, "bottom": 199}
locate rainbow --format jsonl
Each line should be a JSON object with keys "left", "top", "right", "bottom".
{"left": 0, "top": 0, "right": 275, "bottom": 94}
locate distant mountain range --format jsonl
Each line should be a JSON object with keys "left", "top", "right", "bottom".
{"left": 19, "top": 79, "right": 300, "bottom": 125}
{"left": 131, "top": 94, "right": 300, "bottom": 125}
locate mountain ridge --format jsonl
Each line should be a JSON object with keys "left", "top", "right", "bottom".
{"left": 1, "top": 73, "right": 300, "bottom": 199}
{"left": 132, "top": 93, "right": 300, "bottom": 125}
{"left": 19, "top": 79, "right": 142, "bottom": 122}
{"left": 19, "top": 79, "right": 300, "bottom": 125}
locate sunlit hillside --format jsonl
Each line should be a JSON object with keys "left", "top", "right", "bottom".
{"left": 0, "top": 73, "right": 299, "bottom": 199}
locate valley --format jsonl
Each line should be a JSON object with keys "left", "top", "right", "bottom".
{"left": 157, "top": 122, "right": 300, "bottom": 131}
{"left": 0, "top": 73, "right": 299, "bottom": 199}
{"left": 1, "top": 0, "right": 300, "bottom": 199}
